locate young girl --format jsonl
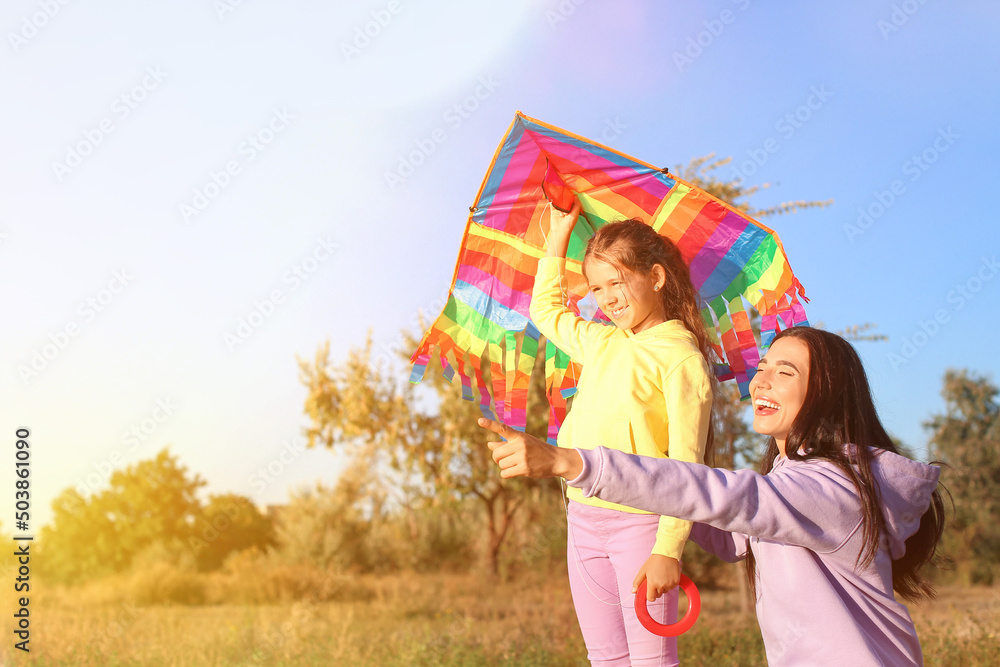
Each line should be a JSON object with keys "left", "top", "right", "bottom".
{"left": 482, "top": 327, "right": 946, "bottom": 667}
{"left": 529, "top": 200, "right": 714, "bottom": 666}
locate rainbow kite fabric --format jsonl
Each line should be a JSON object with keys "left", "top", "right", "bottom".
{"left": 410, "top": 112, "right": 808, "bottom": 442}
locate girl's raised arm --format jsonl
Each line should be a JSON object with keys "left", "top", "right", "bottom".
{"left": 530, "top": 200, "right": 610, "bottom": 362}
{"left": 544, "top": 200, "right": 582, "bottom": 258}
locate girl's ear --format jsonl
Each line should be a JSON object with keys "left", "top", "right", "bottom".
{"left": 651, "top": 264, "right": 667, "bottom": 291}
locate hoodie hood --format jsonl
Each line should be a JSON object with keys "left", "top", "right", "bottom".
{"left": 868, "top": 448, "right": 940, "bottom": 559}
{"left": 772, "top": 446, "right": 940, "bottom": 560}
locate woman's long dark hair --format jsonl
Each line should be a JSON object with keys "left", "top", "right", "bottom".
{"left": 745, "top": 327, "right": 945, "bottom": 602}
{"left": 584, "top": 219, "right": 718, "bottom": 463}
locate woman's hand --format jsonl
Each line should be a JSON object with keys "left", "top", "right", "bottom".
{"left": 633, "top": 555, "right": 681, "bottom": 602}
{"left": 479, "top": 418, "right": 583, "bottom": 479}
{"left": 544, "top": 199, "right": 582, "bottom": 258}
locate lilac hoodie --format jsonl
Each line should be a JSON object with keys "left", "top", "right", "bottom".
{"left": 567, "top": 446, "right": 940, "bottom": 666}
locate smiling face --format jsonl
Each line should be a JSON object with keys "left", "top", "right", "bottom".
{"left": 749, "top": 336, "right": 811, "bottom": 456}
{"left": 584, "top": 258, "right": 666, "bottom": 334}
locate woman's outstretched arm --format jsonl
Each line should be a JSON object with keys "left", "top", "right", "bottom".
{"left": 481, "top": 418, "right": 864, "bottom": 553}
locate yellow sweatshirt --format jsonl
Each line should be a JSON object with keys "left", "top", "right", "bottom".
{"left": 529, "top": 257, "right": 712, "bottom": 560}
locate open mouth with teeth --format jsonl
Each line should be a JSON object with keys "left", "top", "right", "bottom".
{"left": 610, "top": 305, "right": 628, "bottom": 319}
{"left": 754, "top": 397, "right": 780, "bottom": 416}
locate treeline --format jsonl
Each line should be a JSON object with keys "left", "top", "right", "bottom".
{"left": 34, "top": 365, "right": 999, "bottom": 603}
{"left": 34, "top": 450, "right": 567, "bottom": 605}
{"left": 926, "top": 370, "right": 1000, "bottom": 585}
{"left": 41, "top": 450, "right": 273, "bottom": 583}
{"left": 298, "top": 334, "right": 1000, "bottom": 589}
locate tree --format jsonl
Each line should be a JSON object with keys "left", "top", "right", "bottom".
{"left": 925, "top": 370, "right": 1000, "bottom": 584}
{"left": 299, "top": 332, "right": 559, "bottom": 576}
{"left": 271, "top": 457, "right": 388, "bottom": 572}
{"left": 673, "top": 154, "right": 833, "bottom": 219}
{"left": 40, "top": 449, "right": 205, "bottom": 582}
{"left": 190, "top": 493, "right": 276, "bottom": 571}
{"left": 712, "top": 381, "right": 760, "bottom": 471}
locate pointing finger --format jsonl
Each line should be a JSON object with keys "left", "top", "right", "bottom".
{"left": 477, "top": 417, "right": 516, "bottom": 441}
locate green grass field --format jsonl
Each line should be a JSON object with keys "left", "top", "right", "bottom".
{"left": 2, "top": 574, "right": 997, "bottom": 666}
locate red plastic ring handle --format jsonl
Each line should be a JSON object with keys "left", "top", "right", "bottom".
{"left": 634, "top": 574, "right": 701, "bottom": 637}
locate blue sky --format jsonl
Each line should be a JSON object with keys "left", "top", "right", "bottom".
{"left": 3, "top": 1, "right": 999, "bottom": 528}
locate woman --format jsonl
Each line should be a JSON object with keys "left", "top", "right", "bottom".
{"left": 480, "top": 327, "right": 945, "bottom": 666}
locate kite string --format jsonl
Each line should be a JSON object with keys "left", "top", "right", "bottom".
{"left": 539, "top": 199, "right": 553, "bottom": 250}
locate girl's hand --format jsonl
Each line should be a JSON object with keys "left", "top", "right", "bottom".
{"left": 548, "top": 199, "right": 581, "bottom": 236}
{"left": 632, "top": 555, "right": 681, "bottom": 602}
{"left": 544, "top": 199, "right": 582, "bottom": 258}
{"left": 479, "top": 418, "right": 583, "bottom": 479}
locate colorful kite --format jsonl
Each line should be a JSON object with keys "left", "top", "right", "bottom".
{"left": 410, "top": 112, "right": 808, "bottom": 442}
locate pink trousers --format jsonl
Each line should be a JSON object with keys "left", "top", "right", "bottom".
{"left": 566, "top": 501, "right": 679, "bottom": 667}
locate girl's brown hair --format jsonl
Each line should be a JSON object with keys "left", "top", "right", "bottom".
{"left": 583, "top": 219, "right": 717, "bottom": 463}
